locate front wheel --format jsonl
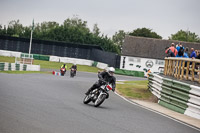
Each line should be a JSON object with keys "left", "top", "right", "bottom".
{"left": 70, "top": 71, "right": 75, "bottom": 77}
{"left": 61, "top": 72, "right": 64, "bottom": 76}
{"left": 94, "top": 94, "right": 107, "bottom": 107}
{"left": 83, "top": 95, "right": 91, "bottom": 104}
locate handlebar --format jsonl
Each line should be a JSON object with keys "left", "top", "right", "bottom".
{"left": 99, "top": 79, "right": 107, "bottom": 85}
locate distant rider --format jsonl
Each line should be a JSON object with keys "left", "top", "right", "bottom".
{"left": 60, "top": 64, "right": 67, "bottom": 73}
{"left": 85, "top": 67, "right": 116, "bottom": 95}
{"left": 70, "top": 63, "right": 77, "bottom": 75}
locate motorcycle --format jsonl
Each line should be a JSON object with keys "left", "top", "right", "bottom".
{"left": 70, "top": 68, "right": 76, "bottom": 78}
{"left": 60, "top": 68, "right": 66, "bottom": 76}
{"left": 83, "top": 81, "right": 113, "bottom": 107}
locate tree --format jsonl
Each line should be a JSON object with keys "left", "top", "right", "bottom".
{"left": 6, "top": 20, "right": 24, "bottom": 37}
{"left": 129, "top": 28, "right": 162, "bottom": 39}
{"left": 62, "top": 16, "right": 90, "bottom": 43}
{"left": 169, "top": 30, "right": 200, "bottom": 43}
{"left": 0, "top": 17, "right": 121, "bottom": 54}
{"left": 0, "top": 25, "right": 7, "bottom": 35}
{"left": 92, "top": 23, "right": 100, "bottom": 37}
{"left": 112, "top": 30, "right": 126, "bottom": 51}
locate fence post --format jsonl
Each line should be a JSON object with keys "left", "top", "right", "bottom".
{"left": 186, "top": 61, "right": 190, "bottom": 80}
{"left": 172, "top": 60, "right": 175, "bottom": 76}
{"left": 164, "top": 58, "right": 168, "bottom": 75}
{"left": 181, "top": 60, "right": 185, "bottom": 80}
{"left": 192, "top": 62, "right": 195, "bottom": 81}
{"left": 177, "top": 60, "right": 182, "bottom": 79}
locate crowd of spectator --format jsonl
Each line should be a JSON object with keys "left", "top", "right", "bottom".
{"left": 165, "top": 42, "right": 200, "bottom": 59}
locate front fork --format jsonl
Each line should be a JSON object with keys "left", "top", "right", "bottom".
{"left": 97, "top": 91, "right": 109, "bottom": 99}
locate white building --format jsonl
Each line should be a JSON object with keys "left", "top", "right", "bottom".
{"left": 120, "top": 35, "right": 200, "bottom": 77}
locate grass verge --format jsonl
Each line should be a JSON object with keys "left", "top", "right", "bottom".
{"left": 116, "top": 80, "right": 155, "bottom": 101}
{"left": 0, "top": 56, "right": 15, "bottom": 63}
{"left": 0, "top": 71, "right": 51, "bottom": 74}
{"left": 0, "top": 56, "right": 100, "bottom": 74}
{"left": 34, "top": 60, "right": 100, "bottom": 73}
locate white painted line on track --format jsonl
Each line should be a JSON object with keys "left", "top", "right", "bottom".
{"left": 116, "top": 80, "right": 126, "bottom": 81}
{"left": 114, "top": 92, "right": 200, "bottom": 132}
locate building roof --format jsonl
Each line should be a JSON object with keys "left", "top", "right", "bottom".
{"left": 122, "top": 35, "right": 200, "bottom": 60}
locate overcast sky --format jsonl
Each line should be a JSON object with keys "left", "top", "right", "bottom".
{"left": 0, "top": 0, "right": 200, "bottom": 39}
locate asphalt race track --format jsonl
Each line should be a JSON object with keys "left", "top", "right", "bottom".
{"left": 0, "top": 72, "right": 199, "bottom": 133}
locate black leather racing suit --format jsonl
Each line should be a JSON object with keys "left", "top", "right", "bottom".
{"left": 70, "top": 65, "right": 77, "bottom": 75}
{"left": 85, "top": 71, "right": 116, "bottom": 95}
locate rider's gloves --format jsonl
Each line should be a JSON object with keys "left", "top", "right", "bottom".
{"left": 112, "top": 88, "right": 115, "bottom": 92}
{"left": 99, "top": 79, "right": 106, "bottom": 84}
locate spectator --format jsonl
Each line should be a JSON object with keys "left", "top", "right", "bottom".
{"left": 195, "top": 50, "right": 200, "bottom": 73}
{"left": 196, "top": 50, "right": 200, "bottom": 59}
{"left": 176, "top": 42, "right": 184, "bottom": 52}
{"left": 195, "top": 50, "right": 199, "bottom": 57}
{"left": 165, "top": 47, "right": 173, "bottom": 57}
{"left": 184, "top": 47, "right": 189, "bottom": 57}
{"left": 176, "top": 46, "right": 188, "bottom": 58}
{"left": 190, "top": 48, "right": 196, "bottom": 59}
{"left": 165, "top": 43, "right": 178, "bottom": 57}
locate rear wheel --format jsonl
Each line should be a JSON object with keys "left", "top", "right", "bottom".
{"left": 94, "top": 94, "right": 106, "bottom": 107}
{"left": 83, "top": 95, "right": 91, "bottom": 104}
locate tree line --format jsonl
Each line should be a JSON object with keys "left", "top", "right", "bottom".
{"left": 0, "top": 16, "right": 200, "bottom": 54}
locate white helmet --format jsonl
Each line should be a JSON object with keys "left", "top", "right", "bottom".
{"left": 108, "top": 67, "right": 115, "bottom": 76}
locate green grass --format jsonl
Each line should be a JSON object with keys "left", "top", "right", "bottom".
{"left": 0, "top": 56, "right": 15, "bottom": 63}
{"left": 0, "top": 56, "right": 100, "bottom": 74}
{"left": 117, "top": 80, "right": 153, "bottom": 100}
{"left": 33, "top": 60, "right": 100, "bottom": 73}
{"left": 0, "top": 71, "right": 51, "bottom": 74}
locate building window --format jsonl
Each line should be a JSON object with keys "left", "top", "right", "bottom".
{"left": 129, "top": 57, "right": 134, "bottom": 62}
{"left": 137, "top": 58, "right": 141, "bottom": 63}
{"left": 128, "top": 57, "right": 141, "bottom": 63}
{"left": 156, "top": 60, "right": 164, "bottom": 65}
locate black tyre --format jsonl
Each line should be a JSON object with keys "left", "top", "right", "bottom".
{"left": 61, "top": 73, "right": 64, "bottom": 76}
{"left": 83, "top": 95, "right": 91, "bottom": 104}
{"left": 94, "top": 94, "right": 106, "bottom": 107}
{"left": 70, "top": 71, "right": 75, "bottom": 77}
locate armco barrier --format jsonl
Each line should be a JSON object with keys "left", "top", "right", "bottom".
{"left": 0, "top": 50, "right": 21, "bottom": 57}
{"left": 115, "top": 68, "right": 144, "bottom": 77}
{"left": 96, "top": 62, "right": 108, "bottom": 69}
{"left": 148, "top": 73, "right": 200, "bottom": 119}
{"left": 0, "top": 62, "right": 40, "bottom": 71}
{"left": 0, "top": 50, "right": 49, "bottom": 61}
{"left": 32, "top": 54, "right": 50, "bottom": 61}
{"left": 50, "top": 56, "right": 94, "bottom": 66}
{"left": 49, "top": 56, "right": 109, "bottom": 69}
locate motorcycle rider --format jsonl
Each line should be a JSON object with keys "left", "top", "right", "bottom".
{"left": 85, "top": 67, "right": 116, "bottom": 95}
{"left": 70, "top": 63, "right": 77, "bottom": 75}
{"left": 60, "top": 64, "right": 67, "bottom": 73}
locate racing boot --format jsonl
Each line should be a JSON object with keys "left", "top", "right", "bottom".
{"left": 85, "top": 86, "right": 96, "bottom": 95}
{"left": 85, "top": 88, "right": 92, "bottom": 95}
